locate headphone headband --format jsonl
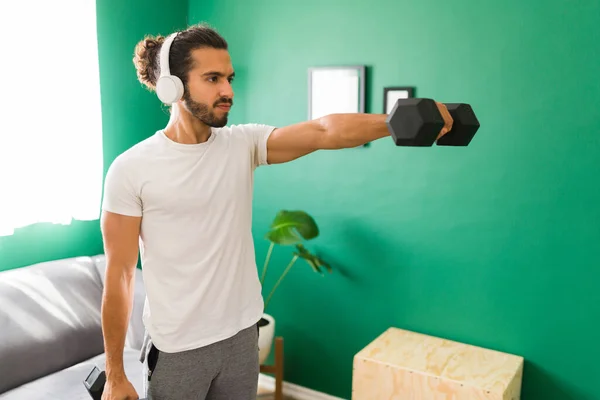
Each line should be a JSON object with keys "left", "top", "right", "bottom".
{"left": 155, "top": 32, "right": 184, "bottom": 104}
{"left": 159, "top": 32, "right": 178, "bottom": 78}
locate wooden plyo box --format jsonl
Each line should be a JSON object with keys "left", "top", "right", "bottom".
{"left": 352, "top": 328, "right": 524, "bottom": 400}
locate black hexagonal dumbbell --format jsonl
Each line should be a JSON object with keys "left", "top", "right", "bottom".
{"left": 436, "top": 103, "right": 480, "bottom": 146}
{"left": 386, "top": 98, "right": 480, "bottom": 146}
{"left": 84, "top": 366, "right": 147, "bottom": 400}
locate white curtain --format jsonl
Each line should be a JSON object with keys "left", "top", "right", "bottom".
{"left": 0, "top": 0, "right": 104, "bottom": 236}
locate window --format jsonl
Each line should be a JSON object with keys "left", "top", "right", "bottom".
{"left": 0, "top": 0, "right": 103, "bottom": 236}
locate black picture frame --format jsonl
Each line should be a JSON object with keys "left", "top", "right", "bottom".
{"left": 383, "top": 86, "right": 415, "bottom": 114}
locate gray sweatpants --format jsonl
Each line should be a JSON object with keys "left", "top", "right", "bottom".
{"left": 140, "top": 323, "right": 260, "bottom": 400}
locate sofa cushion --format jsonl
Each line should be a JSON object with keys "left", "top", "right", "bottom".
{"left": 0, "top": 256, "right": 105, "bottom": 394}
{"left": 0, "top": 348, "right": 145, "bottom": 400}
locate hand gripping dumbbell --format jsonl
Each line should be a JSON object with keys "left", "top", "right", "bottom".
{"left": 84, "top": 366, "right": 147, "bottom": 400}
{"left": 386, "top": 98, "right": 480, "bottom": 146}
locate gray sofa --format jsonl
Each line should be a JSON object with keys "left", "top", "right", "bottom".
{"left": 0, "top": 254, "right": 147, "bottom": 399}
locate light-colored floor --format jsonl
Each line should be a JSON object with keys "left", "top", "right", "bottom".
{"left": 257, "top": 384, "right": 296, "bottom": 400}
{"left": 258, "top": 394, "right": 296, "bottom": 400}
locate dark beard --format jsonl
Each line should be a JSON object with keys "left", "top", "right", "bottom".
{"left": 182, "top": 90, "right": 232, "bottom": 128}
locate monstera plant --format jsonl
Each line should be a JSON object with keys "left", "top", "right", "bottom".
{"left": 257, "top": 210, "right": 331, "bottom": 364}
{"left": 260, "top": 210, "right": 331, "bottom": 310}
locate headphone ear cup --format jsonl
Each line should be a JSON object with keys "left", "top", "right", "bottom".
{"left": 156, "top": 75, "right": 184, "bottom": 104}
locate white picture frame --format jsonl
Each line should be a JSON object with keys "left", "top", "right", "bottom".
{"left": 308, "top": 65, "right": 366, "bottom": 120}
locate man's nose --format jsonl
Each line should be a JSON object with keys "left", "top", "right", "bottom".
{"left": 220, "top": 82, "right": 234, "bottom": 99}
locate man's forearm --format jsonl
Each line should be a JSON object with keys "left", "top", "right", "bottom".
{"left": 319, "top": 113, "right": 390, "bottom": 149}
{"left": 101, "top": 266, "right": 135, "bottom": 381}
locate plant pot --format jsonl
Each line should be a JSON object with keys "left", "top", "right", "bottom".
{"left": 257, "top": 313, "right": 275, "bottom": 365}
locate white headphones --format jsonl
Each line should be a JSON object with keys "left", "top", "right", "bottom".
{"left": 156, "top": 32, "right": 184, "bottom": 104}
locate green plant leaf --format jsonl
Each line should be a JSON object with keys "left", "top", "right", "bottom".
{"left": 293, "top": 243, "right": 332, "bottom": 275}
{"left": 265, "top": 210, "right": 319, "bottom": 245}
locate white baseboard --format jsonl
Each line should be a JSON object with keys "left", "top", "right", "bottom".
{"left": 258, "top": 373, "right": 347, "bottom": 400}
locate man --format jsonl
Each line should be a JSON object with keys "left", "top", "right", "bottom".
{"left": 100, "top": 23, "right": 452, "bottom": 400}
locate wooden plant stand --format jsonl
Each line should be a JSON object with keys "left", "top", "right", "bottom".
{"left": 259, "top": 336, "right": 284, "bottom": 400}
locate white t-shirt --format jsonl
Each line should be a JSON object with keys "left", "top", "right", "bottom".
{"left": 101, "top": 123, "right": 276, "bottom": 353}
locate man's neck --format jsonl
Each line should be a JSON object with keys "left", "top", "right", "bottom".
{"left": 164, "top": 103, "right": 211, "bottom": 144}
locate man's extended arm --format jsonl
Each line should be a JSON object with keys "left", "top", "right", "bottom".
{"left": 264, "top": 113, "right": 386, "bottom": 164}
{"left": 100, "top": 210, "right": 141, "bottom": 383}
{"left": 265, "top": 103, "right": 453, "bottom": 165}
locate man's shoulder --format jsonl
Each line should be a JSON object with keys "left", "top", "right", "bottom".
{"left": 108, "top": 132, "right": 161, "bottom": 171}
{"left": 217, "top": 123, "right": 276, "bottom": 136}
{"left": 215, "top": 123, "right": 277, "bottom": 147}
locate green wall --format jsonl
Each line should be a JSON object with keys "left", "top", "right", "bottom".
{"left": 2, "top": 1, "right": 599, "bottom": 399}
{"left": 189, "top": 1, "right": 600, "bottom": 399}
{"left": 0, "top": 0, "right": 187, "bottom": 272}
